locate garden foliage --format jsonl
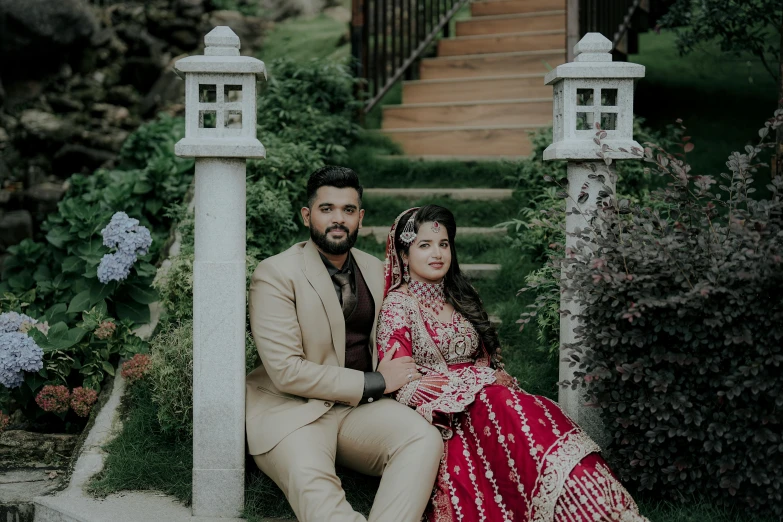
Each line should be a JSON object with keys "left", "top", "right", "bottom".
{"left": 527, "top": 111, "right": 783, "bottom": 514}
{"left": 145, "top": 58, "right": 361, "bottom": 436}
{"left": 0, "top": 115, "right": 192, "bottom": 426}
{"left": 507, "top": 119, "right": 676, "bottom": 355}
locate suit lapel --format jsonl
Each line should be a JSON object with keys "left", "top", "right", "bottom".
{"left": 302, "top": 240, "right": 346, "bottom": 366}
{"left": 353, "top": 249, "right": 383, "bottom": 369}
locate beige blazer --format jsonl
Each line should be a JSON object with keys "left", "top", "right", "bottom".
{"left": 245, "top": 239, "right": 384, "bottom": 455}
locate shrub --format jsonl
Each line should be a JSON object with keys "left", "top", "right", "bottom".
{"left": 539, "top": 111, "right": 783, "bottom": 514}
{"left": 148, "top": 320, "right": 193, "bottom": 438}
{"left": 0, "top": 115, "right": 189, "bottom": 426}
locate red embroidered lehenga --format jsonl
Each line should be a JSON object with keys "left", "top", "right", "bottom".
{"left": 378, "top": 209, "right": 649, "bottom": 522}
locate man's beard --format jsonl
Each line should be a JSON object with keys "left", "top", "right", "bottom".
{"left": 310, "top": 224, "right": 359, "bottom": 255}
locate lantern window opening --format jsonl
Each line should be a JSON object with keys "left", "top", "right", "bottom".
{"left": 199, "top": 84, "right": 217, "bottom": 103}
{"left": 199, "top": 110, "right": 217, "bottom": 129}
{"left": 576, "top": 111, "right": 596, "bottom": 131}
{"left": 576, "top": 88, "right": 594, "bottom": 106}
{"left": 225, "top": 85, "right": 243, "bottom": 102}
{"left": 600, "top": 113, "right": 618, "bottom": 131}
{"left": 226, "top": 110, "right": 243, "bottom": 129}
{"left": 600, "top": 88, "right": 618, "bottom": 106}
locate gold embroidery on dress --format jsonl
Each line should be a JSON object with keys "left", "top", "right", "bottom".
{"left": 529, "top": 429, "right": 600, "bottom": 522}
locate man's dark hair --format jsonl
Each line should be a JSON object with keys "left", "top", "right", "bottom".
{"left": 306, "top": 166, "right": 363, "bottom": 208}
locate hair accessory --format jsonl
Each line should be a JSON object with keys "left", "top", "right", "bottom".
{"left": 399, "top": 213, "right": 417, "bottom": 245}
{"left": 408, "top": 280, "right": 446, "bottom": 315}
{"left": 430, "top": 221, "right": 441, "bottom": 234}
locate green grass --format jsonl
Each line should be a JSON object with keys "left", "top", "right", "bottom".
{"left": 632, "top": 30, "right": 779, "bottom": 180}
{"left": 88, "top": 383, "right": 192, "bottom": 502}
{"left": 258, "top": 1, "right": 351, "bottom": 64}
{"left": 361, "top": 195, "right": 520, "bottom": 227}
{"left": 354, "top": 232, "right": 509, "bottom": 264}
{"left": 345, "top": 133, "right": 523, "bottom": 188}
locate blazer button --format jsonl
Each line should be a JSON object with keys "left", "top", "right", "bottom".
{"left": 324, "top": 401, "right": 331, "bottom": 407}
{"left": 367, "top": 397, "right": 374, "bottom": 403}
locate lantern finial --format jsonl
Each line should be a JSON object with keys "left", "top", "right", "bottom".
{"left": 205, "top": 26, "right": 241, "bottom": 57}
{"left": 574, "top": 33, "right": 612, "bottom": 63}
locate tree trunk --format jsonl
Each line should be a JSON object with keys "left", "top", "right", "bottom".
{"left": 776, "top": 10, "right": 783, "bottom": 178}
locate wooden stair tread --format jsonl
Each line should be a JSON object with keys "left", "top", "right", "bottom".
{"left": 457, "top": 11, "right": 565, "bottom": 37}
{"left": 403, "top": 74, "right": 551, "bottom": 104}
{"left": 439, "top": 30, "right": 566, "bottom": 57}
{"left": 382, "top": 99, "right": 552, "bottom": 129}
{"left": 420, "top": 49, "right": 565, "bottom": 80}
{"left": 472, "top": 0, "right": 566, "bottom": 17}
{"left": 382, "top": 123, "right": 545, "bottom": 132}
{"left": 468, "top": 10, "right": 566, "bottom": 21}
{"left": 377, "top": 155, "right": 526, "bottom": 162}
{"left": 364, "top": 188, "right": 514, "bottom": 200}
{"left": 360, "top": 226, "right": 507, "bottom": 242}
{"left": 380, "top": 126, "right": 539, "bottom": 157}
{"left": 385, "top": 97, "right": 551, "bottom": 108}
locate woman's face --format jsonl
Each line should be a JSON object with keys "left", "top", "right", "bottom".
{"left": 404, "top": 221, "right": 451, "bottom": 284}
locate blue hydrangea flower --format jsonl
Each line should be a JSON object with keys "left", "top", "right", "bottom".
{"left": 97, "top": 252, "right": 134, "bottom": 284}
{"left": 0, "top": 331, "right": 44, "bottom": 389}
{"left": 0, "top": 311, "right": 37, "bottom": 334}
{"left": 97, "top": 212, "right": 153, "bottom": 283}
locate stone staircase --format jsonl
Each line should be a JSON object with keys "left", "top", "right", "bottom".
{"left": 380, "top": 0, "right": 565, "bottom": 159}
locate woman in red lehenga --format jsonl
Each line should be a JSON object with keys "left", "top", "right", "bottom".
{"left": 377, "top": 205, "right": 649, "bottom": 522}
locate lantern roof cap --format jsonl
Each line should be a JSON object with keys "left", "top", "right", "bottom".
{"left": 174, "top": 26, "right": 266, "bottom": 78}
{"left": 545, "top": 32, "right": 644, "bottom": 85}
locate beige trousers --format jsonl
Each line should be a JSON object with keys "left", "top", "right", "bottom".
{"left": 253, "top": 398, "right": 443, "bottom": 522}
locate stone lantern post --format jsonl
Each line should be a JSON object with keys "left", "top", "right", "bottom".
{"left": 543, "top": 33, "right": 644, "bottom": 448}
{"left": 174, "top": 26, "right": 266, "bottom": 518}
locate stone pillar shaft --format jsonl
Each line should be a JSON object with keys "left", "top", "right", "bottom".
{"left": 559, "top": 161, "right": 614, "bottom": 449}
{"left": 192, "top": 158, "right": 246, "bottom": 518}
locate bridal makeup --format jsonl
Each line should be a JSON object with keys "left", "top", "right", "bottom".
{"left": 404, "top": 221, "right": 451, "bottom": 284}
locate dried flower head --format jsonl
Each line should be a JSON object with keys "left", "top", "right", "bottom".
{"left": 0, "top": 411, "right": 10, "bottom": 433}
{"left": 70, "top": 387, "right": 99, "bottom": 418}
{"left": 35, "top": 385, "right": 71, "bottom": 414}
{"left": 120, "top": 354, "right": 151, "bottom": 385}
{"left": 94, "top": 321, "right": 117, "bottom": 340}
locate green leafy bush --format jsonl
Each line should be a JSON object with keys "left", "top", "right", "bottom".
{"left": 148, "top": 320, "right": 193, "bottom": 438}
{"left": 507, "top": 119, "right": 677, "bottom": 355}
{"left": 145, "top": 58, "right": 360, "bottom": 435}
{"left": 549, "top": 111, "right": 783, "bottom": 514}
{"left": 0, "top": 114, "right": 192, "bottom": 426}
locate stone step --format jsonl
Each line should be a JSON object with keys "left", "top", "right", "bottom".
{"left": 490, "top": 315, "right": 503, "bottom": 328}
{"left": 359, "top": 226, "right": 507, "bottom": 243}
{"left": 377, "top": 154, "right": 522, "bottom": 162}
{"left": 364, "top": 188, "right": 514, "bottom": 200}
{"left": 382, "top": 98, "right": 552, "bottom": 129}
{"left": 457, "top": 11, "right": 566, "bottom": 37}
{"left": 380, "top": 124, "right": 541, "bottom": 157}
{"left": 472, "top": 0, "right": 566, "bottom": 17}
{"left": 439, "top": 30, "right": 566, "bottom": 57}
{"left": 402, "top": 74, "right": 551, "bottom": 104}
{"left": 420, "top": 49, "right": 565, "bottom": 80}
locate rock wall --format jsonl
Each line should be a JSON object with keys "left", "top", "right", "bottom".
{"left": 0, "top": 0, "right": 274, "bottom": 256}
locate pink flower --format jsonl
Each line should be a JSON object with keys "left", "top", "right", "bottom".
{"left": 36, "top": 385, "right": 71, "bottom": 414}
{"left": 94, "top": 321, "right": 117, "bottom": 340}
{"left": 120, "top": 354, "right": 151, "bottom": 384}
{"left": 71, "top": 387, "right": 99, "bottom": 417}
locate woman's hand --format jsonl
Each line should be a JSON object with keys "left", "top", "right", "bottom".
{"left": 378, "top": 346, "right": 422, "bottom": 393}
{"left": 494, "top": 369, "right": 517, "bottom": 389}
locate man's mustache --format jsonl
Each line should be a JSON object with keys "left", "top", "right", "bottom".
{"left": 326, "top": 225, "right": 350, "bottom": 235}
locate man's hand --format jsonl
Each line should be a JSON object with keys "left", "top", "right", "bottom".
{"left": 378, "top": 346, "right": 421, "bottom": 393}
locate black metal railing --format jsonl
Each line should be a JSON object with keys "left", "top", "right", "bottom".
{"left": 351, "top": 0, "right": 470, "bottom": 113}
{"left": 577, "top": 0, "right": 643, "bottom": 50}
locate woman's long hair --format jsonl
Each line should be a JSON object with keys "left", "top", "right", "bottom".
{"left": 394, "top": 205, "right": 500, "bottom": 356}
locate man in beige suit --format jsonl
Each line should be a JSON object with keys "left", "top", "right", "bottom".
{"left": 246, "top": 166, "right": 443, "bottom": 522}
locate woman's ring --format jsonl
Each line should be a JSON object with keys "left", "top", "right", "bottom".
{"left": 407, "top": 373, "right": 413, "bottom": 381}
